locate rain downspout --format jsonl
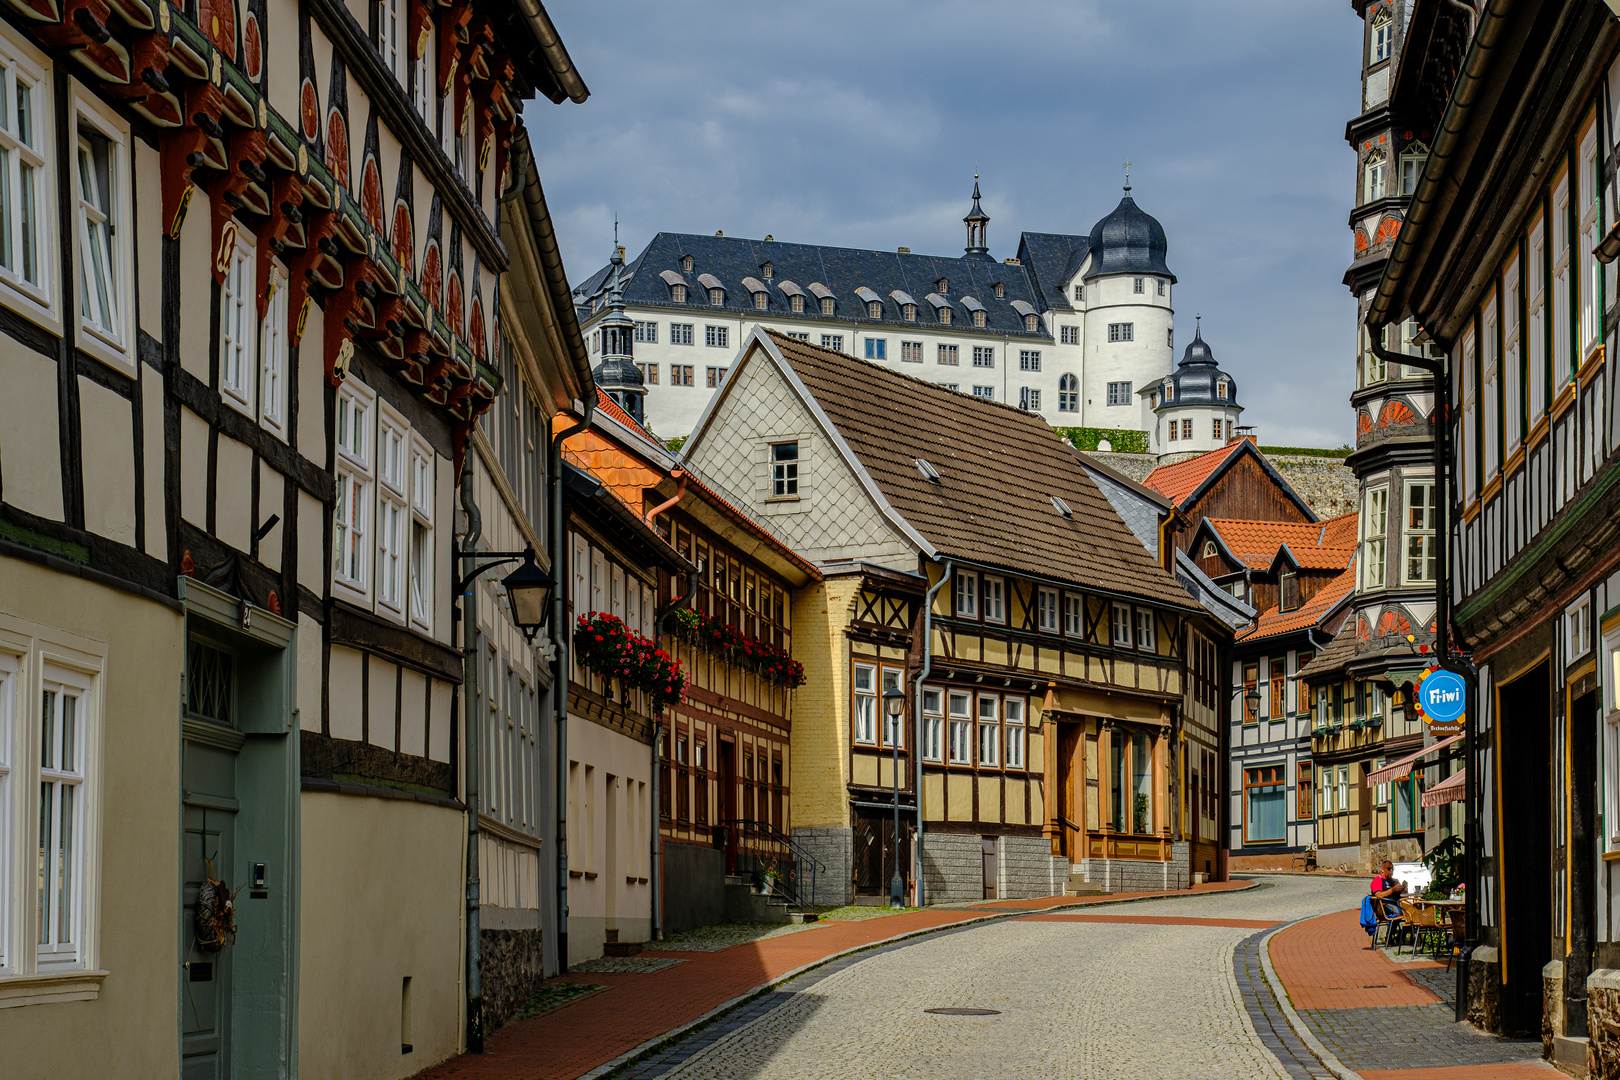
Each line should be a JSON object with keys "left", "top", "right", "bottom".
{"left": 457, "top": 463, "right": 484, "bottom": 1050}
{"left": 551, "top": 398, "right": 594, "bottom": 972}
{"left": 914, "top": 559, "right": 952, "bottom": 907}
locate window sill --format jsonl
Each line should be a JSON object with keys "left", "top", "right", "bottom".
{"left": 0, "top": 969, "right": 109, "bottom": 1008}
{"left": 763, "top": 495, "right": 800, "bottom": 505}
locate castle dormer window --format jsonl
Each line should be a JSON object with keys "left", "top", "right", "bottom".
{"left": 994, "top": 283, "right": 1005, "bottom": 298}
{"left": 1217, "top": 381, "right": 1228, "bottom": 399}
{"left": 973, "top": 311, "right": 987, "bottom": 328}
{"left": 681, "top": 255, "right": 694, "bottom": 271}
{"left": 961, "top": 295, "right": 986, "bottom": 328}
{"left": 1163, "top": 382, "right": 1174, "bottom": 402}
{"left": 660, "top": 269, "right": 688, "bottom": 303}
{"left": 904, "top": 304, "right": 917, "bottom": 322}
{"left": 936, "top": 278, "right": 948, "bottom": 295}
{"left": 761, "top": 261, "right": 774, "bottom": 280}
{"left": 938, "top": 307, "right": 951, "bottom": 325}
{"left": 778, "top": 280, "right": 805, "bottom": 314}
{"left": 808, "top": 281, "right": 835, "bottom": 316}
{"left": 742, "top": 276, "right": 769, "bottom": 311}
{"left": 672, "top": 285, "right": 686, "bottom": 303}
{"left": 792, "top": 295, "right": 804, "bottom": 313}
{"left": 855, "top": 286, "right": 882, "bottom": 320}
{"left": 1024, "top": 314, "right": 1038, "bottom": 332}
{"left": 889, "top": 290, "right": 918, "bottom": 323}
{"left": 697, "top": 273, "right": 725, "bottom": 306}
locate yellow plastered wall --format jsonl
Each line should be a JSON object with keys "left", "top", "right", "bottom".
{"left": 788, "top": 578, "right": 858, "bottom": 828}
{"left": 298, "top": 794, "right": 465, "bottom": 1079}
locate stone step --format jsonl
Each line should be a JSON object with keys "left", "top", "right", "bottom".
{"left": 1064, "top": 877, "right": 1106, "bottom": 896}
{"left": 1552, "top": 1034, "right": 1588, "bottom": 1077}
{"left": 603, "top": 939, "right": 644, "bottom": 957}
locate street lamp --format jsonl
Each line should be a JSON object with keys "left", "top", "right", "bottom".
{"left": 882, "top": 685, "right": 907, "bottom": 908}
{"left": 457, "top": 545, "right": 555, "bottom": 641}
{"left": 1243, "top": 687, "right": 1262, "bottom": 721}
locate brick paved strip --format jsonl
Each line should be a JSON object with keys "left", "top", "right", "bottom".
{"left": 1270, "top": 909, "right": 1440, "bottom": 1010}
{"left": 1356, "top": 1065, "right": 1561, "bottom": 1079}
{"left": 1023, "top": 914, "right": 1279, "bottom": 928}
{"left": 1232, "top": 923, "right": 1337, "bottom": 1079}
{"left": 410, "top": 880, "right": 1255, "bottom": 1080}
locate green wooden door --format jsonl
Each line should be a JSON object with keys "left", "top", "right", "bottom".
{"left": 182, "top": 739, "right": 239, "bottom": 1080}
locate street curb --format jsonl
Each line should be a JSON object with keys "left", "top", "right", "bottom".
{"left": 574, "top": 879, "right": 1259, "bottom": 1080}
{"left": 1256, "top": 911, "right": 1363, "bottom": 1080}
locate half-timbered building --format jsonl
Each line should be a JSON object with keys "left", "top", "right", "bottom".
{"left": 0, "top": 0, "right": 588, "bottom": 1072}
{"left": 1366, "top": 0, "right": 1620, "bottom": 1055}
{"left": 681, "top": 329, "right": 1201, "bottom": 904}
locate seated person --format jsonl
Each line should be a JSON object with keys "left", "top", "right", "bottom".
{"left": 1371, "top": 860, "right": 1406, "bottom": 900}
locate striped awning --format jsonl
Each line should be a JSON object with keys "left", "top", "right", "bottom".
{"left": 1421, "top": 768, "right": 1465, "bottom": 808}
{"left": 1365, "top": 732, "right": 1463, "bottom": 787}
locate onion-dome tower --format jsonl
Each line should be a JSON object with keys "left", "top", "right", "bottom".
{"left": 592, "top": 245, "right": 646, "bottom": 425}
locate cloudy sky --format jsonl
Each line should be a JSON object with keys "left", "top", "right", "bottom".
{"left": 526, "top": 2, "right": 1363, "bottom": 449}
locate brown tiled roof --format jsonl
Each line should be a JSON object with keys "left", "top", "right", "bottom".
{"left": 1238, "top": 561, "right": 1358, "bottom": 642}
{"left": 1142, "top": 442, "right": 1248, "bottom": 505}
{"left": 1296, "top": 627, "right": 1356, "bottom": 683}
{"left": 762, "top": 331, "right": 1194, "bottom": 608}
{"left": 1204, "top": 513, "right": 1359, "bottom": 571}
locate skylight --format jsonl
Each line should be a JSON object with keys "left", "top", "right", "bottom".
{"left": 916, "top": 458, "right": 941, "bottom": 483}
{"left": 1050, "top": 496, "right": 1073, "bottom": 518}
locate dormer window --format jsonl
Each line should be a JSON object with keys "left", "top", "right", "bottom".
{"left": 820, "top": 296, "right": 834, "bottom": 316}
{"left": 791, "top": 295, "right": 804, "bottom": 314}
{"left": 1217, "top": 381, "right": 1228, "bottom": 399}
{"left": 742, "top": 276, "right": 769, "bottom": 312}
{"left": 867, "top": 300, "right": 882, "bottom": 319}
{"left": 1202, "top": 540, "right": 1216, "bottom": 559}
{"left": 938, "top": 307, "right": 951, "bottom": 326}
{"left": 761, "top": 261, "right": 774, "bottom": 280}
{"left": 903, "top": 304, "right": 916, "bottom": 322}
{"left": 994, "top": 283, "right": 1005, "bottom": 298}
{"left": 1163, "top": 383, "right": 1174, "bottom": 402}
{"left": 1150, "top": 391, "right": 1158, "bottom": 408}
{"left": 671, "top": 284, "right": 686, "bottom": 303}
{"left": 936, "top": 278, "right": 948, "bottom": 295}
{"left": 681, "top": 255, "right": 694, "bottom": 272}
{"left": 1280, "top": 568, "right": 1300, "bottom": 612}
{"left": 708, "top": 288, "right": 723, "bottom": 305}
{"left": 754, "top": 292, "right": 767, "bottom": 310}
{"left": 1073, "top": 285, "right": 1084, "bottom": 302}
{"left": 973, "top": 310, "right": 986, "bottom": 328}
{"left": 1023, "top": 314, "right": 1038, "bottom": 333}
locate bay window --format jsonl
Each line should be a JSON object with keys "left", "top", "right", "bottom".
{"left": 408, "top": 440, "right": 434, "bottom": 630}
{"left": 1362, "top": 486, "right": 1388, "bottom": 588}
{"left": 376, "top": 411, "right": 408, "bottom": 615}
{"left": 1403, "top": 480, "right": 1436, "bottom": 584}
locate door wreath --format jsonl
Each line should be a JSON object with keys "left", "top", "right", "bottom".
{"left": 195, "top": 857, "right": 240, "bottom": 952}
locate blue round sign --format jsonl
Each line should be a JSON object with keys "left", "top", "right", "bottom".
{"left": 1420, "top": 670, "right": 1467, "bottom": 722}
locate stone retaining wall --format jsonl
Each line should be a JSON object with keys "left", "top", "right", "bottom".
{"left": 791, "top": 825, "right": 853, "bottom": 906}
{"left": 998, "top": 835, "right": 1058, "bottom": 899}
{"left": 1586, "top": 969, "right": 1620, "bottom": 1078}
{"left": 480, "top": 927, "right": 545, "bottom": 1035}
{"left": 921, "top": 833, "right": 983, "bottom": 904}
{"left": 1078, "top": 843, "right": 1190, "bottom": 893}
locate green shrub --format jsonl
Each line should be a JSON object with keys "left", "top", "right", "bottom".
{"left": 1055, "top": 427, "right": 1151, "bottom": 454}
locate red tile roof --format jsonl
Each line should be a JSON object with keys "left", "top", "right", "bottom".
{"left": 1204, "top": 513, "right": 1359, "bottom": 571}
{"left": 1142, "top": 442, "right": 1248, "bottom": 505}
{"left": 1238, "top": 560, "right": 1357, "bottom": 642}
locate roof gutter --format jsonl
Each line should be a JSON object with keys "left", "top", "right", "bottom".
{"left": 1368, "top": 0, "right": 1513, "bottom": 328}
{"left": 515, "top": 0, "right": 590, "bottom": 103}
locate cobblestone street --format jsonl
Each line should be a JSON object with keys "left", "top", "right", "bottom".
{"left": 629, "top": 876, "right": 1357, "bottom": 1080}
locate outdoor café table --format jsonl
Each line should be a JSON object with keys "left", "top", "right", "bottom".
{"left": 1411, "top": 899, "right": 1463, "bottom": 958}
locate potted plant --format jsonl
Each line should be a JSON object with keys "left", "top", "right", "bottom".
{"left": 1422, "top": 833, "right": 1464, "bottom": 894}
{"left": 753, "top": 861, "right": 781, "bottom": 896}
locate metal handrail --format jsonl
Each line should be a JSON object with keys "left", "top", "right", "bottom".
{"left": 721, "top": 817, "right": 824, "bottom": 909}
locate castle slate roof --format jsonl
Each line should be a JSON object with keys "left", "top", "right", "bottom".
{"left": 1085, "top": 193, "right": 1175, "bottom": 281}
{"left": 740, "top": 330, "right": 1197, "bottom": 609}
{"left": 1154, "top": 326, "right": 1239, "bottom": 410}
{"left": 574, "top": 233, "right": 1056, "bottom": 341}
{"left": 1016, "top": 231, "right": 1092, "bottom": 313}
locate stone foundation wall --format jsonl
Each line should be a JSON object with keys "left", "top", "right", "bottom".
{"left": 998, "top": 836, "right": 1058, "bottom": 899}
{"left": 1586, "top": 970, "right": 1620, "bottom": 1079}
{"left": 1467, "top": 948, "right": 1502, "bottom": 1034}
{"left": 480, "top": 927, "right": 545, "bottom": 1035}
{"left": 791, "top": 826, "right": 853, "bottom": 906}
{"left": 1078, "top": 846, "right": 1189, "bottom": 893}
{"left": 1544, "top": 959, "right": 1564, "bottom": 1058}
{"left": 922, "top": 833, "right": 984, "bottom": 904}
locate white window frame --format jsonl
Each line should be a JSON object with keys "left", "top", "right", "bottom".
{"left": 71, "top": 87, "right": 134, "bottom": 375}
{"left": 260, "top": 264, "right": 288, "bottom": 438}
{"left": 1364, "top": 150, "right": 1387, "bottom": 204}
{"left": 1019, "top": 349, "right": 1041, "bottom": 372}
{"left": 218, "top": 229, "right": 257, "bottom": 416}
{"left": 1004, "top": 698, "right": 1026, "bottom": 769}
{"left": 1063, "top": 594, "right": 1084, "bottom": 637}
{"left": 947, "top": 691, "right": 972, "bottom": 765}
{"left": 1112, "top": 603, "right": 1132, "bottom": 647}
{"left": 955, "top": 571, "right": 977, "bottom": 618}
{"left": 769, "top": 441, "right": 799, "bottom": 499}
{"left": 333, "top": 380, "right": 376, "bottom": 599}
{"left": 1134, "top": 607, "right": 1156, "bottom": 651}
{"left": 408, "top": 437, "right": 434, "bottom": 631}
{"left": 976, "top": 693, "right": 1000, "bottom": 768}
{"left": 879, "top": 666, "right": 904, "bottom": 750}
{"left": 1565, "top": 599, "right": 1592, "bottom": 662}
{"left": 378, "top": 0, "right": 406, "bottom": 85}
{"left": 1362, "top": 485, "right": 1388, "bottom": 590}
{"left": 1037, "top": 588, "right": 1059, "bottom": 633}
{"left": 0, "top": 615, "right": 107, "bottom": 1000}
{"left": 410, "top": 20, "right": 435, "bottom": 126}
{"left": 1059, "top": 373, "right": 1078, "bottom": 412}
{"left": 852, "top": 662, "right": 877, "bottom": 746}
{"left": 376, "top": 407, "right": 409, "bottom": 618}
{"left": 1402, "top": 478, "right": 1436, "bottom": 585}
{"left": 981, "top": 576, "right": 1005, "bottom": 625}
{"left": 921, "top": 688, "right": 943, "bottom": 763}
{"left": 0, "top": 33, "right": 55, "bottom": 327}
{"left": 1372, "top": 10, "right": 1391, "bottom": 63}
